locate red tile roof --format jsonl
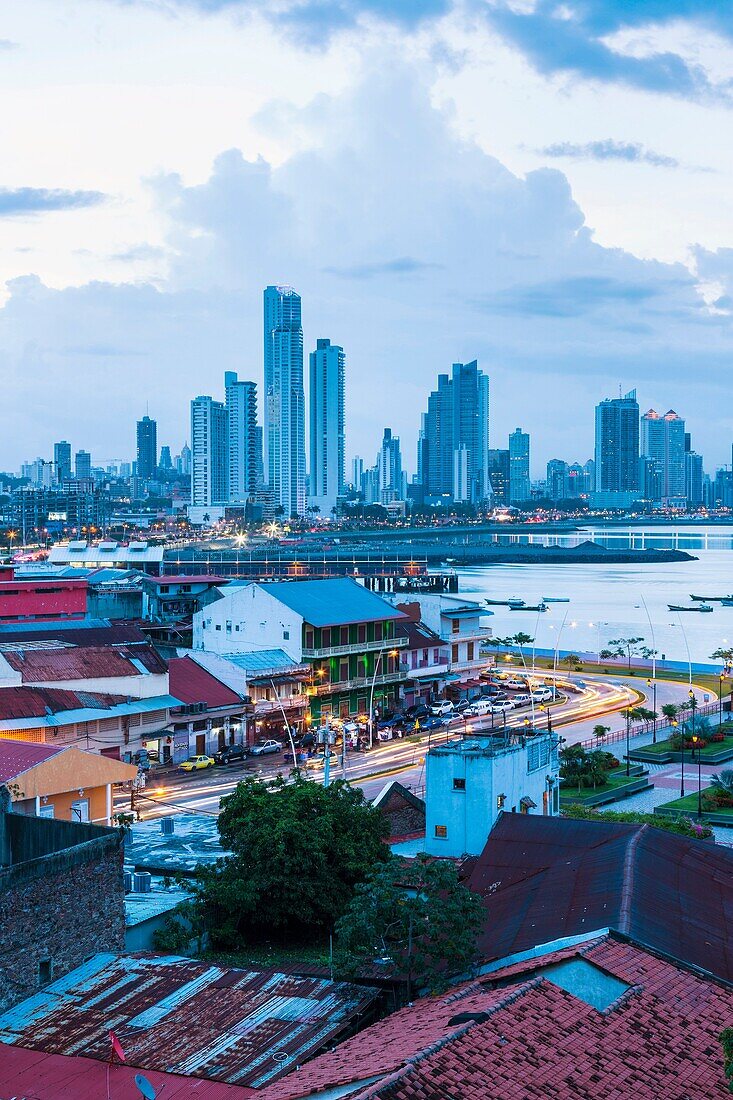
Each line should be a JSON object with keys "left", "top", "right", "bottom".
{"left": 465, "top": 813, "right": 733, "bottom": 983}
{"left": 0, "top": 739, "right": 65, "bottom": 782}
{"left": 3, "top": 643, "right": 166, "bottom": 681}
{"left": 169, "top": 656, "right": 243, "bottom": 708}
{"left": 1, "top": 1046, "right": 253, "bottom": 1099}
{"left": 260, "top": 937, "right": 733, "bottom": 1100}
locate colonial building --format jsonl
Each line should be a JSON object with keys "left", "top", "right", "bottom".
{"left": 387, "top": 592, "right": 492, "bottom": 697}
{"left": 193, "top": 578, "right": 408, "bottom": 723}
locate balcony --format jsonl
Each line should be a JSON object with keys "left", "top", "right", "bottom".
{"left": 252, "top": 696, "right": 309, "bottom": 715}
{"left": 407, "top": 660, "right": 450, "bottom": 680}
{"left": 312, "top": 669, "right": 406, "bottom": 696}
{"left": 302, "top": 636, "right": 408, "bottom": 660}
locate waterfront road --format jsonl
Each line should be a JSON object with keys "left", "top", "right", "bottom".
{"left": 117, "top": 670, "right": 715, "bottom": 821}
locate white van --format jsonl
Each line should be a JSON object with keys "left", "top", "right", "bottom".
{"left": 464, "top": 698, "right": 493, "bottom": 717}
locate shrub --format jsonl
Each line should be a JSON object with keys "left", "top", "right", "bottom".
{"left": 561, "top": 804, "right": 714, "bottom": 840}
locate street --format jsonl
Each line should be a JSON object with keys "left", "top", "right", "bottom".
{"left": 119, "top": 669, "right": 713, "bottom": 821}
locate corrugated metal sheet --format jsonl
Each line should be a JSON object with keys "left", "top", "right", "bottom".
{"left": 258, "top": 578, "right": 406, "bottom": 628}
{"left": 4, "top": 642, "right": 166, "bottom": 681}
{"left": 169, "top": 657, "right": 244, "bottom": 708}
{"left": 0, "top": 953, "right": 379, "bottom": 1088}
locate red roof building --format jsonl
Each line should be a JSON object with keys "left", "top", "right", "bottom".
{"left": 259, "top": 936, "right": 733, "bottom": 1099}
{"left": 169, "top": 655, "right": 243, "bottom": 709}
{"left": 0, "top": 567, "right": 87, "bottom": 623}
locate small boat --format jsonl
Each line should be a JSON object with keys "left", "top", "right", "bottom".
{"left": 511, "top": 602, "right": 548, "bottom": 613}
{"left": 669, "top": 603, "right": 714, "bottom": 613}
{"left": 722, "top": 599, "right": 733, "bottom": 607}
{"left": 542, "top": 597, "right": 570, "bottom": 603}
{"left": 690, "top": 594, "right": 730, "bottom": 602}
{"left": 507, "top": 597, "right": 525, "bottom": 607}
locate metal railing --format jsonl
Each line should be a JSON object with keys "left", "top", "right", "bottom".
{"left": 312, "top": 669, "right": 405, "bottom": 695}
{"left": 302, "top": 636, "right": 407, "bottom": 659}
{"left": 579, "top": 700, "right": 726, "bottom": 752}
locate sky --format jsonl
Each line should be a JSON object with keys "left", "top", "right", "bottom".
{"left": 1, "top": 0, "right": 733, "bottom": 478}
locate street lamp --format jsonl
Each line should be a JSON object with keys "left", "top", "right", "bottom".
{"left": 691, "top": 734, "right": 703, "bottom": 819}
{"left": 368, "top": 647, "right": 399, "bottom": 748}
{"left": 647, "top": 677, "right": 658, "bottom": 744}
{"left": 672, "top": 717, "right": 685, "bottom": 798}
{"left": 624, "top": 708, "right": 631, "bottom": 777}
{"left": 719, "top": 670, "right": 728, "bottom": 728}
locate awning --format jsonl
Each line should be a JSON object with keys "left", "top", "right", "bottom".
{"left": 520, "top": 796, "right": 537, "bottom": 809}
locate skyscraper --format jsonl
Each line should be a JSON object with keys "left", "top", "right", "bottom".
{"left": 420, "top": 363, "right": 490, "bottom": 504}
{"left": 546, "top": 459, "right": 568, "bottom": 501}
{"left": 136, "top": 416, "right": 157, "bottom": 480}
{"left": 488, "top": 449, "right": 510, "bottom": 505}
{"left": 308, "top": 339, "right": 345, "bottom": 516}
{"left": 264, "top": 285, "right": 306, "bottom": 518}
{"left": 225, "top": 372, "right": 258, "bottom": 503}
{"left": 75, "top": 450, "right": 91, "bottom": 480}
{"left": 594, "top": 392, "right": 639, "bottom": 494}
{"left": 179, "top": 442, "right": 192, "bottom": 476}
{"left": 508, "top": 428, "right": 530, "bottom": 503}
{"left": 159, "top": 445, "right": 173, "bottom": 472}
{"left": 377, "top": 428, "right": 404, "bottom": 503}
{"left": 640, "top": 409, "right": 686, "bottom": 501}
{"left": 53, "top": 441, "right": 72, "bottom": 482}
{"left": 191, "top": 396, "right": 228, "bottom": 512}
{"left": 685, "top": 451, "right": 704, "bottom": 507}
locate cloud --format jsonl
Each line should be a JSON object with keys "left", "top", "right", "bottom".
{"left": 323, "top": 257, "right": 443, "bottom": 279}
{"left": 0, "top": 187, "right": 106, "bottom": 216}
{"left": 1, "top": 58, "right": 732, "bottom": 472}
{"left": 540, "top": 140, "right": 679, "bottom": 168}
{"left": 484, "top": 0, "right": 733, "bottom": 99}
{"left": 109, "top": 243, "right": 168, "bottom": 263}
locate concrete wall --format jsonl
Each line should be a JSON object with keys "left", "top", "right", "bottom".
{"left": 193, "top": 584, "right": 303, "bottom": 661}
{"left": 0, "top": 814, "right": 125, "bottom": 1011}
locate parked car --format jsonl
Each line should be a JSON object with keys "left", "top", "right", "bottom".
{"left": 453, "top": 699, "right": 472, "bottom": 714}
{"left": 430, "top": 699, "right": 454, "bottom": 717}
{"left": 213, "top": 744, "right": 248, "bottom": 765}
{"left": 249, "top": 739, "right": 283, "bottom": 756}
{"left": 505, "top": 678, "right": 528, "bottom": 690}
{"left": 464, "top": 699, "right": 493, "bottom": 717}
{"left": 531, "top": 688, "right": 555, "bottom": 703}
{"left": 179, "top": 755, "right": 215, "bottom": 772}
{"left": 512, "top": 693, "right": 532, "bottom": 707}
{"left": 422, "top": 715, "right": 445, "bottom": 731}
{"left": 378, "top": 715, "right": 405, "bottom": 733}
{"left": 404, "top": 703, "right": 430, "bottom": 720}
{"left": 489, "top": 699, "right": 515, "bottom": 713}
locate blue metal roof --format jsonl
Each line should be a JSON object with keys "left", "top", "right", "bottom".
{"left": 258, "top": 578, "right": 404, "bottom": 628}
{"left": 221, "top": 648, "right": 297, "bottom": 673}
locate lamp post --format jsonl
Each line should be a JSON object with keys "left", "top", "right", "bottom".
{"left": 368, "top": 647, "right": 399, "bottom": 748}
{"left": 624, "top": 708, "right": 631, "bottom": 777}
{"left": 647, "top": 677, "right": 658, "bottom": 743}
{"left": 719, "top": 670, "right": 728, "bottom": 727}
{"left": 673, "top": 717, "right": 685, "bottom": 798}
{"left": 691, "top": 734, "right": 703, "bottom": 819}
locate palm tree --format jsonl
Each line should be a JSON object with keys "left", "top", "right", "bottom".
{"left": 593, "top": 724, "right": 610, "bottom": 741}
{"left": 661, "top": 703, "right": 679, "bottom": 726}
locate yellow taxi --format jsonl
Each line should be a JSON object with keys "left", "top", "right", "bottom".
{"left": 179, "top": 754, "right": 215, "bottom": 772}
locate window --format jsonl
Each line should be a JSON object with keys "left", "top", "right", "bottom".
{"left": 38, "top": 804, "right": 55, "bottom": 819}
{"left": 451, "top": 643, "right": 459, "bottom": 663}
{"left": 527, "top": 741, "right": 551, "bottom": 773}
{"left": 422, "top": 649, "right": 429, "bottom": 661}
{"left": 374, "top": 623, "right": 383, "bottom": 641}
{"left": 283, "top": 630, "right": 290, "bottom": 640}
{"left": 215, "top": 624, "right": 221, "bottom": 631}
{"left": 451, "top": 618, "right": 460, "bottom": 634}
{"left": 305, "top": 629, "right": 314, "bottom": 649}
{"left": 453, "top": 777, "right": 466, "bottom": 791}
{"left": 497, "top": 793, "right": 506, "bottom": 810}
{"left": 226, "top": 621, "right": 232, "bottom": 633}
{"left": 340, "top": 626, "right": 349, "bottom": 645}
{"left": 71, "top": 798, "right": 90, "bottom": 823}
{"left": 467, "top": 642, "right": 474, "bottom": 662}
{"left": 322, "top": 628, "right": 331, "bottom": 647}
{"left": 434, "top": 824, "right": 448, "bottom": 838}
{"left": 38, "top": 959, "right": 53, "bottom": 985}
{"left": 357, "top": 696, "right": 367, "bottom": 713}
{"left": 358, "top": 624, "right": 366, "bottom": 643}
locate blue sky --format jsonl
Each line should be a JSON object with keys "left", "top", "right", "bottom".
{"left": 0, "top": 0, "right": 732, "bottom": 474}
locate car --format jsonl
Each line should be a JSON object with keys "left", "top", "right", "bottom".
{"left": 179, "top": 755, "right": 215, "bottom": 772}
{"left": 531, "top": 688, "right": 555, "bottom": 703}
{"left": 404, "top": 703, "right": 430, "bottom": 720}
{"left": 213, "top": 744, "right": 248, "bottom": 765}
{"left": 512, "top": 693, "right": 532, "bottom": 707}
{"left": 453, "top": 699, "right": 472, "bottom": 714}
{"left": 306, "top": 749, "right": 338, "bottom": 767}
{"left": 249, "top": 739, "right": 284, "bottom": 756}
{"left": 489, "top": 699, "right": 515, "bottom": 713}
{"left": 421, "top": 715, "right": 445, "bottom": 731}
{"left": 464, "top": 699, "right": 493, "bottom": 717}
{"left": 505, "top": 678, "right": 528, "bottom": 690}
{"left": 430, "top": 700, "right": 454, "bottom": 717}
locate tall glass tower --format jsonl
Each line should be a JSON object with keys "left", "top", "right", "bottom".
{"left": 594, "top": 391, "right": 640, "bottom": 493}
{"left": 264, "top": 285, "right": 306, "bottom": 518}
{"left": 225, "top": 372, "right": 258, "bottom": 503}
{"left": 308, "top": 338, "right": 345, "bottom": 516}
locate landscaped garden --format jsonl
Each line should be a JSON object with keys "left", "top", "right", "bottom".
{"left": 630, "top": 719, "right": 733, "bottom": 764}
{"left": 655, "top": 769, "right": 733, "bottom": 826}
{"left": 559, "top": 745, "right": 652, "bottom": 807}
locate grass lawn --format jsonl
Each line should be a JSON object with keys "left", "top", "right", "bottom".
{"left": 513, "top": 655, "right": 730, "bottom": 698}
{"left": 203, "top": 937, "right": 332, "bottom": 971}
{"left": 655, "top": 793, "right": 733, "bottom": 819}
{"left": 637, "top": 733, "right": 733, "bottom": 758}
{"left": 559, "top": 771, "right": 646, "bottom": 803}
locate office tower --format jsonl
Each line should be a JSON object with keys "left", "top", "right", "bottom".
{"left": 546, "top": 459, "right": 568, "bottom": 501}
{"left": 263, "top": 285, "right": 306, "bottom": 518}
{"left": 351, "top": 456, "right": 364, "bottom": 492}
{"left": 254, "top": 426, "right": 264, "bottom": 488}
{"left": 377, "top": 428, "right": 404, "bottom": 503}
{"left": 136, "top": 416, "right": 157, "bottom": 480}
{"left": 422, "top": 373, "right": 455, "bottom": 498}
{"left": 308, "top": 338, "right": 345, "bottom": 515}
{"left": 640, "top": 409, "right": 685, "bottom": 500}
{"left": 488, "top": 449, "right": 510, "bottom": 505}
{"left": 225, "top": 372, "right": 258, "bottom": 503}
{"left": 179, "top": 442, "right": 191, "bottom": 477}
{"left": 685, "top": 451, "right": 704, "bottom": 507}
{"left": 54, "top": 441, "right": 72, "bottom": 482}
{"left": 451, "top": 361, "right": 490, "bottom": 503}
{"left": 191, "top": 396, "right": 228, "bottom": 509}
{"left": 75, "top": 450, "right": 91, "bottom": 480}
{"left": 594, "top": 391, "right": 639, "bottom": 493}
{"left": 508, "top": 428, "right": 530, "bottom": 503}
{"left": 159, "top": 445, "right": 172, "bottom": 472}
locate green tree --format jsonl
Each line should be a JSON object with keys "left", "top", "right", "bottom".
{"left": 190, "top": 776, "right": 390, "bottom": 947}
{"left": 592, "top": 724, "right": 610, "bottom": 741}
{"left": 561, "top": 804, "right": 713, "bottom": 839}
{"left": 561, "top": 654, "right": 581, "bottom": 667}
{"left": 711, "top": 647, "right": 733, "bottom": 670}
{"left": 335, "top": 854, "right": 483, "bottom": 997}
{"left": 605, "top": 636, "right": 655, "bottom": 671}
{"left": 661, "top": 703, "right": 679, "bottom": 724}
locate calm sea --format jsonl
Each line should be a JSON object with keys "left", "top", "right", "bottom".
{"left": 456, "top": 525, "right": 733, "bottom": 668}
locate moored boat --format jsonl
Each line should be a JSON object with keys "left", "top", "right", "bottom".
{"left": 542, "top": 597, "right": 570, "bottom": 603}
{"left": 669, "top": 603, "right": 714, "bottom": 613}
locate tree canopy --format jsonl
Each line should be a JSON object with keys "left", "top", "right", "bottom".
{"left": 335, "top": 853, "right": 484, "bottom": 996}
{"left": 190, "top": 775, "right": 390, "bottom": 947}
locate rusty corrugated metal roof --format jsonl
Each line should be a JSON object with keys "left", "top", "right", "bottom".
{"left": 0, "top": 953, "right": 379, "bottom": 1089}
{"left": 4, "top": 642, "right": 166, "bottom": 681}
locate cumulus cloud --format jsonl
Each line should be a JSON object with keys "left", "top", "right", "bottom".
{"left": 1, "top": 59, "right": 732, "bottom": 470}
{"left": 0, "top": 187, "right": 106, "bottom": 216}
{"left": 540, "top": 140, "right": 679, "bottom": 168}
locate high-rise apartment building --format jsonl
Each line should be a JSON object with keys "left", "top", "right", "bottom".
{"left": 640, "top": 409, "right": 686, "bottom": 501}
{"left": 488, "top": 449, "right": 510, "bottom": 505}
{"left": 546, "top": 459, "right": 568, "bottom": 501}
{"left": 263, "top": 285, "right": 306, "bottom": 518}
{"left": 53, "top": 441, "right": 72, "bottom": 482}
{"left": 350, "top": 456, "right": 364, "bottom": 492}
{"left": 159, "top": 445, "right": 172, "bottom": 472}
{"left": 136, "top": 416, "right": 157, "bottom": 480}
{"left": 420, "top": 363, "right": 490, "bottom": 504}
{"left": 308, "top": 338, "right": 345, "bottom": 515}
{"left": 191, "top": 396, "right": 228, "bottom": 513}
{"left": 594, "top": 392, "right": 639, "bottom": 494}
{"left": 179, "top": 443, "right": 191, "bottom": 477}
{"left": 75, "top": 450, "right": 91, "bottom": 480}
{"left": 224, "top": 372, "right": 258, "bottom": 503}
{"left": 685, "top": 451, "right": 704, "bottom": 507}
{"left": 377, "top": 428, "right": 404, "bottom": 503}
{"left": 508, "top": 428, "right": 531, "bottom": 503}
